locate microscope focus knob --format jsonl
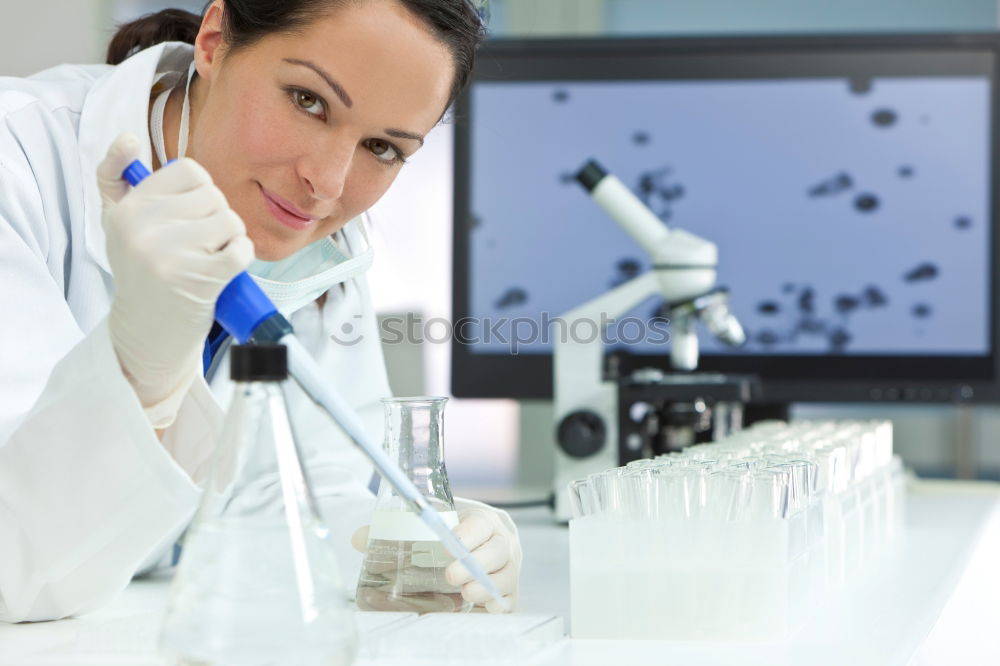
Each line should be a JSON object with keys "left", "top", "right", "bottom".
{"left": 557, "top": 410, "right": 606, "bottom": 458}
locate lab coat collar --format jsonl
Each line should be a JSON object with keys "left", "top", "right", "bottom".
{"left": 78, "top": 42, "right": 195, "bottom": 274}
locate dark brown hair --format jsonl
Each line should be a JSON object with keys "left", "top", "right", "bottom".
{"left": 106, "top": 0, "right": 485, "bottom": 108}
{"left": 106, "top": 8, "right": 201, "bottom": 65}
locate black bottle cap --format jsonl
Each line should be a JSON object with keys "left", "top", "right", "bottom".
{"left": 230, "top": 344, "right": 288, "bottom": 382}
{"left": 575, "top": 160, "right": 607, "bottom": 192}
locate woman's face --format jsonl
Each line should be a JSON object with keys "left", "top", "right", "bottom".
{"left": 190, "top": 0, "right": 454, "bottom": 260}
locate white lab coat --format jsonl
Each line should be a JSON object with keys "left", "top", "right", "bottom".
{"left": 0, "top": 43, "right": 392, "bottom": 622}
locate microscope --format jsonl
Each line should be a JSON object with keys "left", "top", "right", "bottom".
{"left": 552, "top": 160, "right": 757, "bottom": 519}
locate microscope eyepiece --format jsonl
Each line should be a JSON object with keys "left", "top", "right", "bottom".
{"left": 576, "top": 160, "right": 607, "bottom": 192}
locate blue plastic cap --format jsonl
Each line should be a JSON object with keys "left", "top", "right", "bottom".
{"left": 215, "top": 272, "right": 279, "bottom": 343}
{"left": 122, "top": 160, "right": 151, "bottom": 186}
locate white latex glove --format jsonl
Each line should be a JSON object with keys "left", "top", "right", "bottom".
{"left": 352, "top": 504, "right": 522, "bottom": 613}
{"left": 98, "top": 132, "right": 254, "bottom": 428}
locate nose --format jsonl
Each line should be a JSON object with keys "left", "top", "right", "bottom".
{"left": 298, "top": 132, "right": 354, "bottom": 201}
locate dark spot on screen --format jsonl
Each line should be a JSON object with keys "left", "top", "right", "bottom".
{"left": 829, "top": 328, "right": 851, "bottom": 352}
{"left": 904, "top": 263, "right": 939, "bottom": 283}
{"left": 863, "top": 286, "right": 888, "bottom": 307}
{"left": 854, "top": 193, "right": 879, "bottom": 213}
{"left": 798, "top": 287, "right": 815, "bottom": 314}
{"left": 632, "top": 131, "right": 651, "bottom": 146}
{"left": 609, "top": 257, "right": 643, "bottom": 288}
{"left": 618, "top": 258, "right": 641, "bottom": 277}
{"left": 757, "top": 330, "right": 780, "bottom": 346}
{"left": 871, "top": 108, "right": 898, "bottom": 127}
{"left": 635, "top": 165, "right": 685, "bottom": 220}
{"left": 495, "top": 287, "right": 528, "bottom": 310}
{"left": 808, "top": 172, "right": 852, "bottom": 198}
{"left": 848, "top": 78, "right": 872, "bottom": 95}
{"left": 758, "top": 301, "right": 780, "bottom": 315}
{"left": 835, "top": 295, "right": 860, "bottom": 314}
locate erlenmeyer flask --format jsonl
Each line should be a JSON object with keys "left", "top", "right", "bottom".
{"left": 160, "top": 344, "right": 358, "bottom": 666}
{"left": 356, "top": 397, "right": 471, "bottom": 613}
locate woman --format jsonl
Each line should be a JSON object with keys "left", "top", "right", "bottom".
{"left": 0, "top": 0, "right": 520, "bottom": 622}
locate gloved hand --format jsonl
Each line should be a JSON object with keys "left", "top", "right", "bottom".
{"left": 446, "top": 505, "right": 522, "bottom": 613}
{"left": 98, "top": 132, "right": 254, "bottom": 428}
{"left": 352, "top": 503, "right": 522, "bottom": 613}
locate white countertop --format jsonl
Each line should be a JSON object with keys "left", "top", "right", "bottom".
{"left": 2, "top": 479, "right": 998, "bottom": 666}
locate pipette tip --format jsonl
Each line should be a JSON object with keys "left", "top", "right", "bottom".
{"left": 459, "top": 553, "right": 509, "bottom": 611}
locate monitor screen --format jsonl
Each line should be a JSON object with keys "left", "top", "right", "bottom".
{"left": 451, "top": 34, "right": 1000, "bottom": 403}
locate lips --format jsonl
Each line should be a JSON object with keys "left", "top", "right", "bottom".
{"left": 259, "top": 185, "right": 318, "bottom": 231}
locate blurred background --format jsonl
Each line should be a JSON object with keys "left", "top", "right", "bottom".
{"left": 3, "top": 0, "right": 1000, "bottom": 498}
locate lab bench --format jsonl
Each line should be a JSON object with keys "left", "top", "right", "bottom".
{"left": 1, "top": 479, "right": 998, "bottom": 665}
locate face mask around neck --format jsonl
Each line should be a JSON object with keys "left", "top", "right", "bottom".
{"left": 248, "top": 224, "right": 375, "bottom": 315}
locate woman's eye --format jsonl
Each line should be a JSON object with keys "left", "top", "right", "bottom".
{"left": 366, "top": 139, "right": 404, "bottom": 165}
{"left": 291, "top": 89, "right": 325, "bottom": 118}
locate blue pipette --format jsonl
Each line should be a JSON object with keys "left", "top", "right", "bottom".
{"left": 122, "top": 159, "right": 508, "bottom": 610}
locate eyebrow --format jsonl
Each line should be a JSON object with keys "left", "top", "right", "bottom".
{"left": 386, "top": 129, "right": 425, "bottom": 147}
{"left": 284, "top": 57, "right": 353, "bottom": 108}
{"left": 283, "top": 57, "right": 426, "bottom": 148}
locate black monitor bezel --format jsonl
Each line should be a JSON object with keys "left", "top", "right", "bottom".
{"left": 451, "top": 33, "right": 1000, "bottom": 403}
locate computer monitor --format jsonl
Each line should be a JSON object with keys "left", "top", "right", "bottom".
{"left": 451, "top": 33, "right": 1000, "bottom": 404}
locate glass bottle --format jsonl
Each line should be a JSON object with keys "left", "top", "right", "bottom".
{"left": 160, "top": 344, "right": 358, "bottom": 666}
{"left": 356, "top": 397, "right": 471, "bottom": 613}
